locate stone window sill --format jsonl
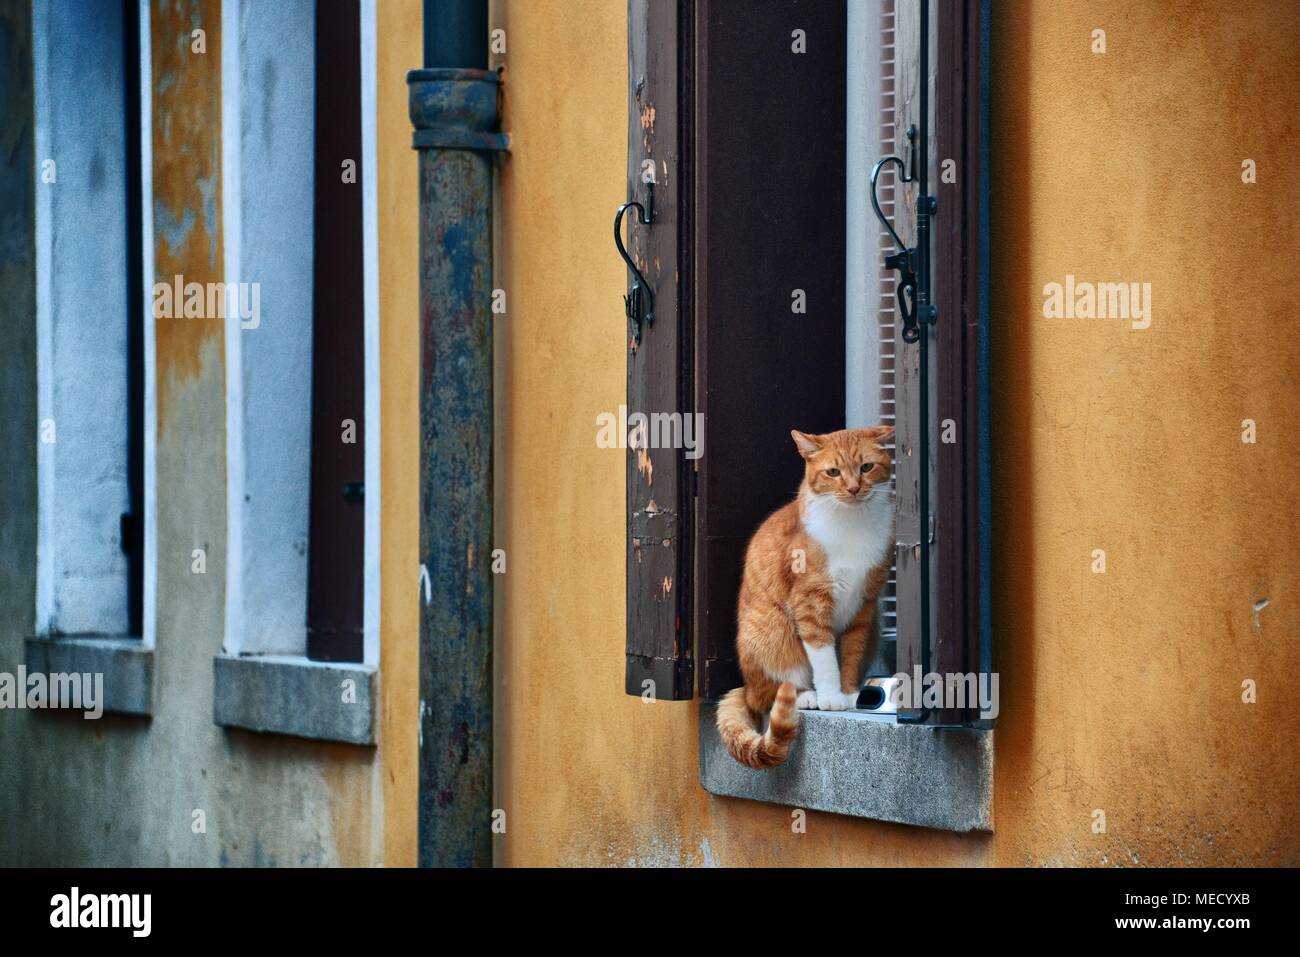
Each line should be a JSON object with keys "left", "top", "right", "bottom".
{"left": 24, "top": 635, "right": 154, "bottom": 717}
{"left": 213, "top": 654, "right": 376, "bottom": 746}
{"left": 699, "top": 703, "right": 993, "bottom": 832}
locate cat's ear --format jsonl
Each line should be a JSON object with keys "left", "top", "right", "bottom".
{"left": 791, "top": 430, "right": 823, "bottom": 459}
{"left": 860, "top": 425, "right": 895, "bottom": 443}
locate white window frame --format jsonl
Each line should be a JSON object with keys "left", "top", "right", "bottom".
{"left": 220, "top": 0, "right": 381, "bottom": 668}
{"left": 213, "top": 0, "right": 380, "bottom": 745}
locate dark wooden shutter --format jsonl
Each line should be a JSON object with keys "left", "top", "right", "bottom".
{"left": 932, "top": 0, "right": 990, "bottom": 724}
{"left": 307, "top": 0, "right": 365, "bottom": 663}
{"left": 625, "top": 0, "right": 694, "bottom": 699}
{"left": 694, "top": 0, "right": 848, "bottom": 700}
{"left": 893, "top": 0, "right": 990, "bottom": 724}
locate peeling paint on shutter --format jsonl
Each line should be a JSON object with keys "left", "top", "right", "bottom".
{"left": 625, "top": 0, "right": 694, "bottom": 700}
{"left": 891, "top": 0, "right": 990, "bottom": 725}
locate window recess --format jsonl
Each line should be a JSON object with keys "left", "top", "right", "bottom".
{"left": 621, "top": 0, "right": 992, "bottom": 732}
{"left": 219, "top": 0, "right": 369, "bottom": 667}
{"left": 33, "top": 0, "right": 145, "bottom": 643}
{"left": 23, "top": 0, "right": 154, "bottom": 717}
{"left": 213, "top": 0, "right": 377, "bottom": 744}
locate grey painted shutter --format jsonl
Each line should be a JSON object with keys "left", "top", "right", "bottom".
{"left": 891, "top": 0, "right": 991, "bottom": 724}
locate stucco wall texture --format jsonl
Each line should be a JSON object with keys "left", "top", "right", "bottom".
{"left": 377, "top": 0, "right": 422, "bottom": 868}
{"left": 0, "top": 0, "right": 420, "bottom": 867}
{"left": 3, "top": 0, "right": 1295, "bottom": 869}
{"left": 495, "top": 0, "right": 1300, "bottom": 866}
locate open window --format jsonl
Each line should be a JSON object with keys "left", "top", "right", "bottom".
{"left": 622, "top": 0, "right": 993, "bottom": 828}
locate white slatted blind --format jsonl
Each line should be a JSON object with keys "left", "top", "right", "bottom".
{"left": 878, "top": 0, "right": 899, "bottom": 644}
{"left": 847, "top": 0, "right": 901, "bottom": 654}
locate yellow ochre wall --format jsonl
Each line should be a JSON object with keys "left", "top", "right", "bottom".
{"left": 377, "top": 0, "right": 422, "bottom": 870}
{"left": 493, "top": 0, "right": 1300, "bottom": 865}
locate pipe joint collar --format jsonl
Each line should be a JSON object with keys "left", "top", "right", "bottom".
{"left": 407, "top": 68, "right": 508, "bottom": 152}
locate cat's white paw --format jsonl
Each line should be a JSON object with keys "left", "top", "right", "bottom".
{"left": 795, "top": 689, "right": 819, "bottom": 710}
{"left": 816, "top": 689, "right": 853, "bottom": 712}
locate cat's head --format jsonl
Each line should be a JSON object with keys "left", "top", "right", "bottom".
{"left": 791, "top": 426, "right": 895, "bottom": 504}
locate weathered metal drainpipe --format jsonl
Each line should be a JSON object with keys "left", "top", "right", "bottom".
{"left": 410, "top": 0, "right": 505, "bottom": 868}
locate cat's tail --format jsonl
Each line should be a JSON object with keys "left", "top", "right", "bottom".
{"left": 716, "top": 682, "right": 799, "bottom": 770}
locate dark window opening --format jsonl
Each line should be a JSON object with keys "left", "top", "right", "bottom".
{"left": 694, "top": 0, "right": 848, "bottom": 698}
{"left": 122, "top": 0, "right": 144, "bottom": 639}
{"left": 307, "top": 0, "right": 366, "bottom": 663}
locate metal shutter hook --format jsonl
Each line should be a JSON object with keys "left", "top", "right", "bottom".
{"left": 614, "top": 182, "right": 655, "bottom": 344}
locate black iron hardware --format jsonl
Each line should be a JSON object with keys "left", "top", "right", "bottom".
{"left": 614, "top": 182, "right": 654, "bottom": 344}
{"left": 871, "top": 125, "right": 938, "bottom": 344}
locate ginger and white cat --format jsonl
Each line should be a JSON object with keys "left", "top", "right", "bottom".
{"left": 716, "top": 426, "right": 895, "bottom": 769}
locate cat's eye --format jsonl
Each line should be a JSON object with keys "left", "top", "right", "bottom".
{"left": 860, "top": 463, "right": 873, "bottom": 474}
{"left": 824, "top": 468, "right": 840, "bottom": 477}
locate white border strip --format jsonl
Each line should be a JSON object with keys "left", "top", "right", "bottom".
{"left": 33, "top": 0, "right": 53, "bottom": 634}
{"left": 140, "top": 0, "right": 158, "bottom": 648}
{"left": 220, "top": 0, "right": 245, "bottom": 656}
